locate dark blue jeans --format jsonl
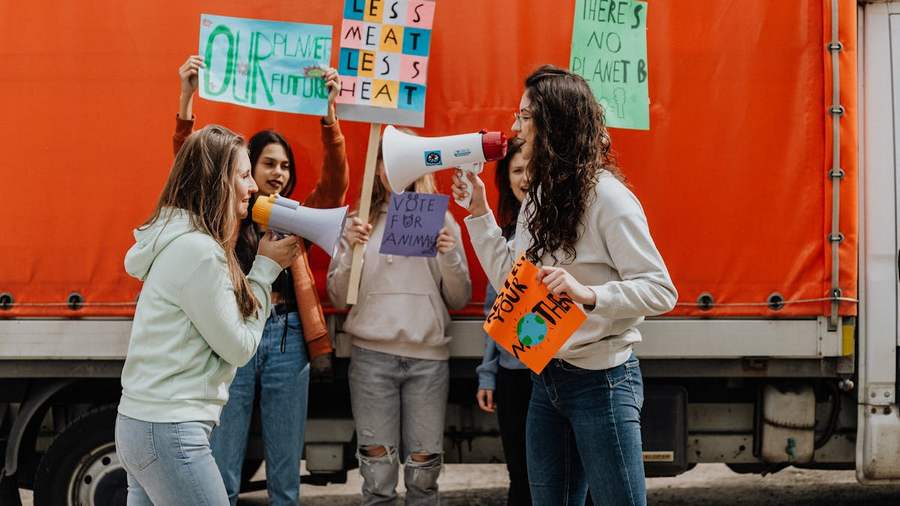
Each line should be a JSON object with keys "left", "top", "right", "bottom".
{"left": 527, "top": 354, "right": 645, "bottom": 506}
{"left": 210, "top": 311, "right": 309, "bottom": 506}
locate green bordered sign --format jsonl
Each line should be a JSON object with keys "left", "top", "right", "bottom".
{"left": 199, "top": 14, "right": 333, "bottom": 116}
{"left": 570, "top": 0, "right": 649, "bottom": 130}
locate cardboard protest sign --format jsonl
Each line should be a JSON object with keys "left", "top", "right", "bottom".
{"left": 335, "top": 0, "right": 436, "bottom": 127}
{"left": 379, "top": 192, "right": 448, "bottom": 257}
{"left": 484, "top": 256, "right": 587, "bottom": 373}
{"left": 199, "top": 14, "right": 333, "bottom": 116}
{"left": 570, "top": 0, "right": 650, "bottom": 130}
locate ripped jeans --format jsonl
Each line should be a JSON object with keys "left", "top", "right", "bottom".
{"left": 349, "top": 346, "right": 448, "bottom": 506}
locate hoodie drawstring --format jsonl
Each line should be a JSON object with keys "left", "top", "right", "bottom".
{"left": 279, "top": 269, "right": 290, "bottom": 353}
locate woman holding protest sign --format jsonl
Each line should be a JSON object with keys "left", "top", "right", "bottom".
{"left": 453, "top": 65, "right": 677, "bottom": 506}
{"left": 474, "top": 137, "right": 534, "bottom": 506}
{"left": 174, "top": 55, "right": 349, "bottom": 504}
{"left": 116, "top": 124, "right": 302, "bottom": 504}
{"left": 327, "top": 142, "right": 471, "bottom": 506}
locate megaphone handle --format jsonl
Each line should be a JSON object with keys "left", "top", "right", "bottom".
{"left": 454, "top": 163, "right": 482, "bottom": 209}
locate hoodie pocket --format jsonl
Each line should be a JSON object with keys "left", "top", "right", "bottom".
{"left": 204, "top": 355, "right": 236, "bottom": 401}
{"left": 350, "top": 291, "right": 447, "bottom": 346}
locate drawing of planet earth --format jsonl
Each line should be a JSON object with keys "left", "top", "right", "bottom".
{"left": 516, "top": 313, "right": 547, "bottom": 346}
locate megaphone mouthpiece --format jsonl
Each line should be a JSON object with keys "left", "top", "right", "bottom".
{"left": 480, "top": 130, "right": 508, "bottom": 161}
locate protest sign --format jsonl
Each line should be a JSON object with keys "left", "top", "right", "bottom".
{"left": 335, "top": 0, "right": 436, "bottom": 127}
{"left": 570, "top": 0, "right": 650, "bottom": 130}
{"left": 484, "top": 256, "right": 587, "bottom": 373}
{"left": 379, "top": 192, "right": 448, "bottom": 257}
{"left": 199, "top": 14, "right": 333, "bottom": 116}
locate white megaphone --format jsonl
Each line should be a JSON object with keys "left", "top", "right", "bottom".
{"left": 251, "top": 195, "right": 348, "bottom": 257}
{"left": 382, "top": 125, "right": 508, "bottom": 208}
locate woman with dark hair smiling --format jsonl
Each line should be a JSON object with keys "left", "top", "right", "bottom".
{"left": 174, "top": 55, "right": 349, "bottom": 505}
{"left": 453, "top": 65, "right": 677, "bottom": 506}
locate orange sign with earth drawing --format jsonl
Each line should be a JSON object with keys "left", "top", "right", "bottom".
{"left": 484, "top": 256, "right": 587, "bottom": 374}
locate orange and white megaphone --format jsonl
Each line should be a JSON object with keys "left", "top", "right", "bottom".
{"left": 252, "top": 195, "right": 348, "bottom": 257}
{"left": 382, "top": 125, "right": 508, "bottom": 207}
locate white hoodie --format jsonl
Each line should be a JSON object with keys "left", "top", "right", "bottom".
{"left": 118, "top": 208, "right": 281, "bottom": 424}
{"left": 465, "top": 171, "right": 677, "bottom": 371}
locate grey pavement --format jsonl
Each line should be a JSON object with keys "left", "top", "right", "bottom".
{"left": 18, "top": 463, "right": 900, "bottom": 505}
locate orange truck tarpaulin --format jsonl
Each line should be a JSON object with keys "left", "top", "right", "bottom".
{"left": 0, "top": 0, "right": 857, "bottom": 320}
{"left": 485, "top": 256, "right": 587, "bottom": 374}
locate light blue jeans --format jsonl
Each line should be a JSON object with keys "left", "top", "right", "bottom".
{"left": 210, "top": 310, "right": 310, "bottom": 505}
{"left": 349, "top": 346, "right": 448, "bottom": 506}
{"left": 115, "top": 413, "right": 228, "bottom": 505}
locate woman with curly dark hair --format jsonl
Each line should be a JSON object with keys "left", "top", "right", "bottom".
{"left": 453, "top": 65, "right": 677, "bottom": 506}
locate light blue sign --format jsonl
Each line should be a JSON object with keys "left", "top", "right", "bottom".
{"left": 199, "top": 14, "right": 333, "bottom": 116}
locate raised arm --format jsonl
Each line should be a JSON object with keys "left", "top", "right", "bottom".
{"left": 173, "top": 55, "right": 204, "bottom": 154}
{"left": 304, "top": 68, "right": 349, "bottom": 209}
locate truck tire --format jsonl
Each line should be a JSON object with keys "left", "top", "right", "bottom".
{"left": 33, "top": 405, "right": 126, "bottom": 506}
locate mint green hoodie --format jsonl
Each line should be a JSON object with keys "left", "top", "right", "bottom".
{"left": 118, "top": 208, "right": 281, "bottom": 424}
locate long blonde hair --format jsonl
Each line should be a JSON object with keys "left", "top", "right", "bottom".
{"left": 141, "top": 124, "right": 259, "bottom": 318}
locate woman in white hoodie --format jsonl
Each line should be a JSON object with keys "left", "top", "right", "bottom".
{"left": 116, "top": 125, "right": 301, "bottom": 504}
{"left": 327, "top": 143, "right": 471, "bottom": 506}
{"left": 453, "top": 66, "right": 677, "bottom": 506}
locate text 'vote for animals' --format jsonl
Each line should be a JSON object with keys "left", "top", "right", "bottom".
{"left": 336, "top": 0, "right": 437, "bottom": 127}
{"left": 199, "top": 14, "right": 332, "bottom": 116}
{"left": 379, "top": 192, "right": 448, "bottom": 257}
{"left": 485, "top": 256, "right": 587, "bottom": 373}
{"left": 570, "top": 0, "right": 650, "bottom": 130}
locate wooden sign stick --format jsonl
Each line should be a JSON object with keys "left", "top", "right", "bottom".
{"left": 346, "top": 123, "right": 383, "bottom": 305}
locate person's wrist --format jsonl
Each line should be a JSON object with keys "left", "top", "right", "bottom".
{"left": 578, "top": 286, "right": 597, "bottom": 307}
{"left": 323, "top": 105, "right": 336, "bottom": 126}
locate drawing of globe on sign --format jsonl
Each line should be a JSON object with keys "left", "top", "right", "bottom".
{"left": 516, "top": 313, "right": 548, "bottom": 347}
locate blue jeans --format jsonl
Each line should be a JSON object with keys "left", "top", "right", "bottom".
{"left": 527, "top": 354, "right": 646, "bottom": 506}
{"left": 115, "top": 413, "right": 228, "bottom": 505}
{"left": 210, "top": 311, "right": 310, "bottom": 506}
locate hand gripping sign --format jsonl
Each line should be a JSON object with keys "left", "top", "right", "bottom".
{"left": 484, "top": 256, "right": 588, "bottom": 374}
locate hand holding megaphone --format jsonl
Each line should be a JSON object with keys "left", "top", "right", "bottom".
{"left": 454, "top": 162, "right": 483, "bottom": 209}
{"left": 257, "top": 231, "right": 303, "bottom": 268}
{"left": 451, "top": 169, "right": 489, "bottom": 217}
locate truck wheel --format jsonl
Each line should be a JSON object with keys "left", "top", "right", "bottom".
{"left": 33, "top": 405, "right": 126, "bottom": 506}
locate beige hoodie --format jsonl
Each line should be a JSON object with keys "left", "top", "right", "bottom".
{"left": 327, "top": 206, "right": 472, "bottom": 360}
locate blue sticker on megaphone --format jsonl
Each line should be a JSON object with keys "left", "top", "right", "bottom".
{"left": 424, "top": 150, "right": 442, "bottom": 166}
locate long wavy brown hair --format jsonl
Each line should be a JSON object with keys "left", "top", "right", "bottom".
{"left": 141, "top": 124, "right": 259, "bottom": 318}
{"left": 522, "top": 65, "right": 622, "bottom": 263}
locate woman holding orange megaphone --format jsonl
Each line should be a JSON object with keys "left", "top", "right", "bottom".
{"left": 173, "top": 54, "right": 349, "bottom": 504}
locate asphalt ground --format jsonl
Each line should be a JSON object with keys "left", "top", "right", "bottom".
{"left": 19, "top": 463, "right": 900, "bottom": 505}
